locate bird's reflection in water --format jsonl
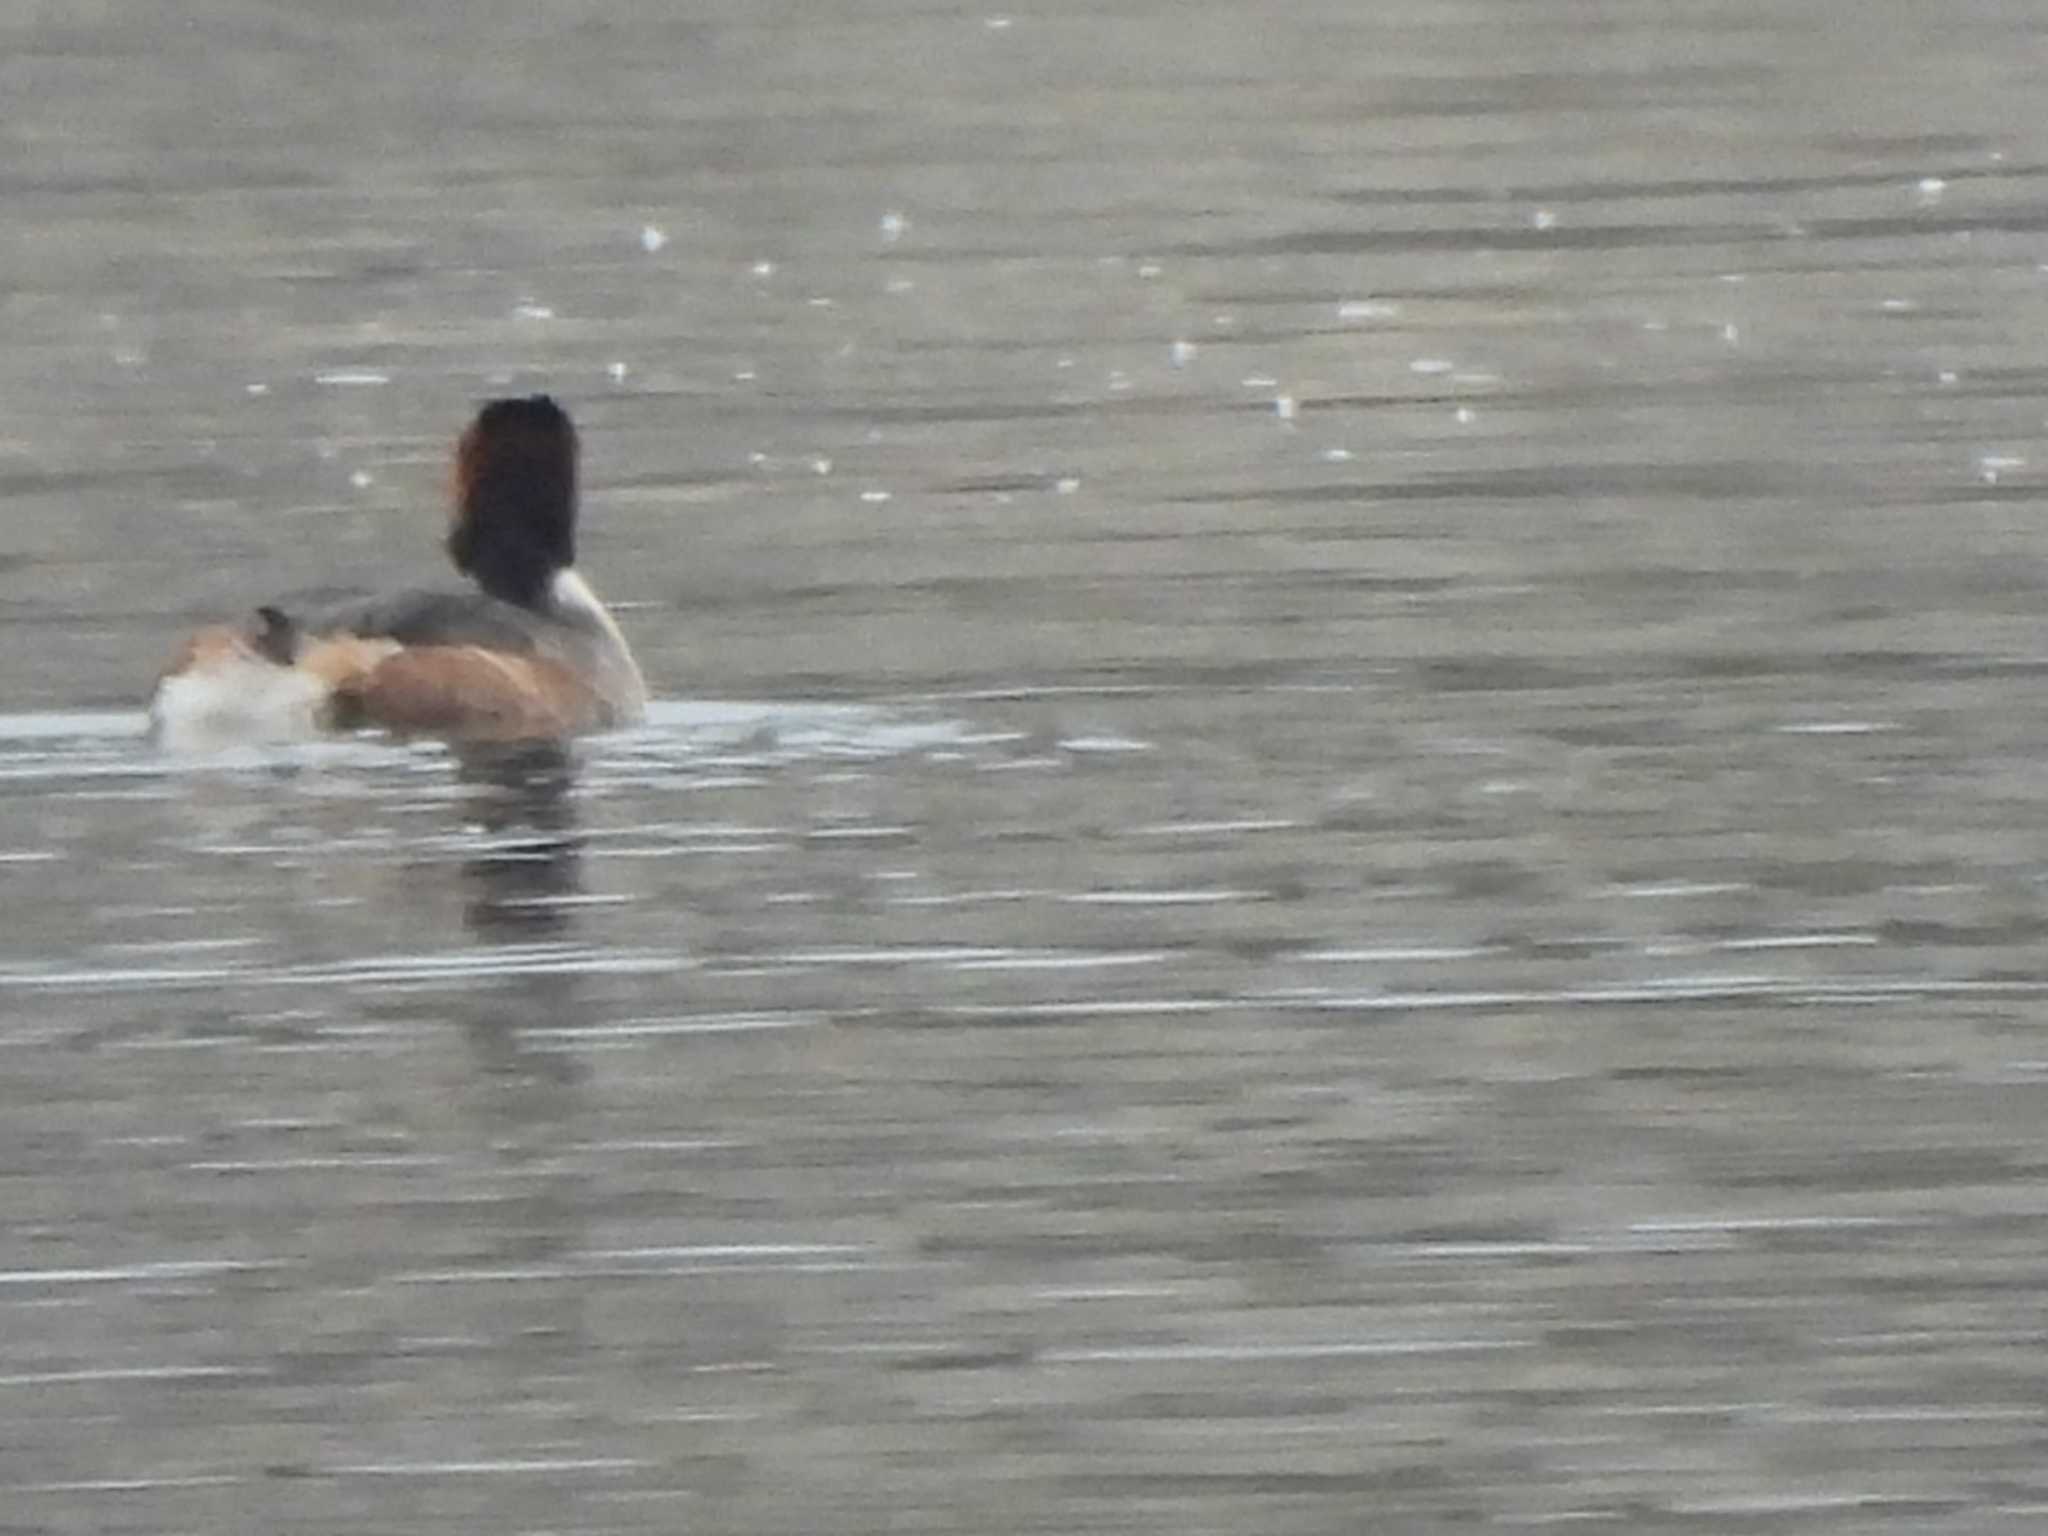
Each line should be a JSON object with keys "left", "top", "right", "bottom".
{"left": 454, "top": 740, "right": 588, "bottom": 1083}
{"left": 447, "top": 741, "right": 594, "bottom": 1365}
{"left": 459, "top": 740, "right": 583, "bottom": 936}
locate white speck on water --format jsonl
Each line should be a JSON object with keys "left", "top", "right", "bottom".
{"left": 1242, "top": 374, "right": 1279, "bottom": 389}
{"left": 1322, "top": 447, "right": 1353, "bottom": 462}
{"left": 315, "top": 370, "right": 389, "bottom": 387}
{"left": 1136, "top": 262, "right": 1162, "bottom": 278}
{"left": 1637, "top": 1215, "right": 1898, "bottom": 1238}
{"left": 751, "top": 259, "right": 776, "bottom": 277}
{"left": 879, "top": 210, "right": 907, "bottom": 242}
{"left": 1169, "top": 339, "right": 1196, "bottom": 367}
{"left": 1980, "top": 453, "right": 2025, "bottom": 484}
{"left": 1532, "top": 208, "right": 1557, "bottom": 230}
{"left": 20, "top": 1474, "right": 246, "bottom": 1493}
{"left": 1107, "top": 370, "right": 1132, "bottom": 392}
{"left": 1055, "top": 356, "right": 1075, "bottom": 369}
{"left": 332, "top": 1457, "right": 648, "bottom": 1478}
{"left": 513, "top": 301, "right": 555, "bottom": 320}
{"left": 955, "top": 950, "right": 1169, "bottom": 973}
{"left": 348, "top": 470, "right": 373, "bottom": 489}
{"left": 1714, "top": 932, "right": 1879, "bottom": 952}
{"left": 1055, "top": 477, "right": 1080, "bottom": 494}
{"left": 1643, "top": 317, "right": 1668, "bottom": 332}
{"left": 1717, "top": 272, "right": 1747, "bottom": 284}
{"left": 1409, "top": 357, "right": 1453, "bottom": 375}
{"left": 606, "top": 361, "right": 629, "bottom": 383}
{"left": 1302, "top": 944, "right": 1489, "bottom": 962}
{"left": 1274, "top": 394, "right": 1297, "bottom": 421}
{"left": 859, "top": 489, "right": 891, "bottom": 503}
{"left": 1451, "top": 370, "right": 1500, "bottom": 388}
{"left": 1937, "top": 369, "right": 1959, "bottom": 386}
{"left": 1048, "top": 1336, "right": 1525, "bottom": 1363}
{"left": 190, "top": 1153, "right": 442, "bottom": 1173}
{"left": 1132, "top": 818, "right": 1302, "bottom": 838}
{"left": 1880, "top": 297, "right": 1916, "bottom": 312}
{"left": 886, "top": 887, "right": 1040, "bottom": 907}
{"left": 807, "top": 296, "right": 834, "bottom": 308}
{"left": 810, "top": 457, "right": 832, "bottom": 475}
{"left": 639, "top": 224, "right": 668, "bottom": 253}
{"left": 733, "top": 369, "right": 756, "bottom": 382}
{"left": 1721, "top": 323, "right": 1740, "bottom": 345}
{"left": 1060, "top": 735, "right": 1152, "bottom": 754}
{"left": 529, "top": 1012, "right": 821, "bottom": 1041}
{"left": 1212, "top": 312, "right": 1236, "bottom": 330}
{"left": 1916, "top": 175, "right": 1947, "bottom": 200}
{"left": 748, "top": 451, "right": 768, "bottom": 465}
{"left": 0, "top": 1259, "right": 267, "bottom": 1286}
{"left": 1337, "top": 299, "right": 1398, "bottom": 321}
{"left": 245, "top": 383, "right": 268, "bottom": 395}
{"left": 886, "top": 276, "right": 915, "bottom": 293}
{"left": 1065, "top": 888, "right": 1258, "bottom": 906}
{"left": 1776, "top": 720, "right": 1898, "bottom": 735}
{"left": 1454, "top": 406, "right": 1476, "bottom": 424}
{"left": 985, "top": 14, "right": 1013, "bottom": 28}
{"left": 1607, "top": 880, "right": 1753, "bottom": 899}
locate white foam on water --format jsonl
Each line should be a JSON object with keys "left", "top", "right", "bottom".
{"left": 0, "top": 710, "right": 144, "bottom": 740}
{"left": 0, "top": 699, "right": 982, "bottom": 785}
{"left": 0, "top": 946, "right": 690, "bottom": 994}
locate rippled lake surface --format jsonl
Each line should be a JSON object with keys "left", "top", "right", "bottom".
{"left": 10, "top": 1, "right": 2048, "bottom": 1530}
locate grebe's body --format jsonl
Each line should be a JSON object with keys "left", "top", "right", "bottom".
{"left": 149, "top": 396, "right": 646, "bottom": 751}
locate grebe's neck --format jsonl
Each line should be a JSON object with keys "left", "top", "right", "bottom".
{"left": 451, "top": 531, "right": 569, "bottom": 610}
{"left": 549, "top": 567, "right": 647, "bottom": 716}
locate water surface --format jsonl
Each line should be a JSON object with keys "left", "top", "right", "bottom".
{"left": 7, "top": 1, "right": 2048, "bottom": 1531}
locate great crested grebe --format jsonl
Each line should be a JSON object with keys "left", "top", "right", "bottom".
{"left": 149, "top": 395, "right": 647, "bottom": 751}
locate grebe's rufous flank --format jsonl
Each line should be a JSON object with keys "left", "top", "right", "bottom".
{"left": 148, "top": 395, "right": 647, "bottom": 750}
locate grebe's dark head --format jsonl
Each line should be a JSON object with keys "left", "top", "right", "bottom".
{"left": 448, "top": 395, "right": 578, "bottom": 609}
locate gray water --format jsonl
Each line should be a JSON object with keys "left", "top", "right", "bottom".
{"left": 8, "top": 1, "right": 2048, "bottom": 1531}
